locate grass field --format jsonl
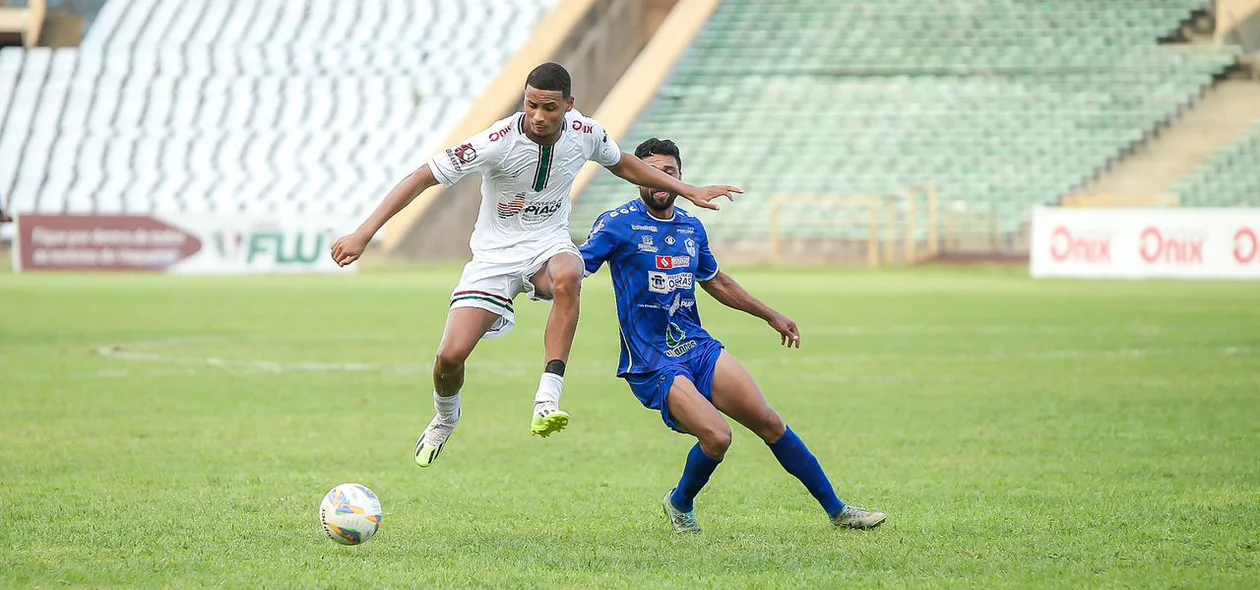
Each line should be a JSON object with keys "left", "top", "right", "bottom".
{"left": 2, "top": 266, "right": 1258, "bottom": 588}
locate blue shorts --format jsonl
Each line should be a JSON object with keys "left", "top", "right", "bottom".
{"left": 622, "top": 339, "right": 725, "bottom": 433}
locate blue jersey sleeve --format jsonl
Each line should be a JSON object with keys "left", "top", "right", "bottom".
{"left": 696, "top": 222, "right": 719, "bottom": 281}
{"left": 579, "top": 213, "right": 620, "bottom": 276}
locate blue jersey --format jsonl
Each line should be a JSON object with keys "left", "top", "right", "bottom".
{"left": 579, "top": 200, "right": 720, "bottom": 376}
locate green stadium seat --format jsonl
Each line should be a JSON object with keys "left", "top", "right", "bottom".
{"left": 575, "top": 0, "right": 1244, "bottom": 242}
{"left": 1173, "top": 122, "right": 1260, "bottom": 206}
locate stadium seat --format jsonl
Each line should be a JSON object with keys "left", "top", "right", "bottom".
{"left": 576, "top": 0, "right": 1243, "bottom": 243}
{"left": 0, "top": 0, "right": 557, "bottom": 216}
{"left": 1173, "top": 122, "right": 1260, "bottom": 206}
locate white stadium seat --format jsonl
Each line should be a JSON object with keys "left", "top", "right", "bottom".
{"left": 0, "top": 0, "right": 558, "bottom": 216}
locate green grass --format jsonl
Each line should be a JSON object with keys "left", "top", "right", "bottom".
{"left": 2, "top": 267, "right": 1258, "bottom": 588}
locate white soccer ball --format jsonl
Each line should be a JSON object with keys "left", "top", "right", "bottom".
{"left": 319, "top": 483, "right": 383, "bottom": 546}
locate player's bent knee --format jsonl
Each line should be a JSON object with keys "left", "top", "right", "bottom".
{"left": 760, "top": 410, "right": 787, "bottom": 443}
{"left": 550, "top": 267, "right": 582, "bottom": 300}
{"left": 698, "top": 424, "right": 733, "bottom": 459}
{"left": 434, "top": 348, "right": 471, "bottom": 374}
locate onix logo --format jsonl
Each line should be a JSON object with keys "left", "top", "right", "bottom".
{"left": 1139, "top": 227, "right": 1204, "bottom": 266}
{"left": 1235, "top": 227, "right": 1259, "bottom": 264}
{"left": 1049, "top": 226, "right": 1111, "bottom": 263}
{"left": 488, "top": 125, "right": 512, "bottom": 142}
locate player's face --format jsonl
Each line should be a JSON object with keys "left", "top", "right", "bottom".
{"left": 523, "top": 86, "right": 573, "bottom": 140}
{"left": 638, "top": 154, "right": 681, "bottom": 212}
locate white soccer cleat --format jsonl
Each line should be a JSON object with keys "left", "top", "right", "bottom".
{"left": 831, "top": 505, "right": 887, "bottom": 530}
{"left": 414, "top": 413, "right": 458, "bottom": 468}
{"left": 662, "top": 489, "right": 701, "bottom": 534}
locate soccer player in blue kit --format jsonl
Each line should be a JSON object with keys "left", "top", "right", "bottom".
{"left": 579, "top": 138, "right": 887, "bottom": 533}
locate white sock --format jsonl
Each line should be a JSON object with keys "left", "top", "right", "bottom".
{"left": 534, "top": 373, "right": 563, "bottom": 407}
{"left": 434, "top": 391, "right": 461, "bottom": 424}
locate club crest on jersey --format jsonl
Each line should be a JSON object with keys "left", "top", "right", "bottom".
{"left": 684, "top": 238, "right": 697, "bottom": 257}
{"left": 638, "top": 235, "right": 658, "bottom": 253}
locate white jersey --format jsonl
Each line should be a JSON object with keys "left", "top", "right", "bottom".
{"left": 428, "top": 110, "right": 623, "bottom": 263}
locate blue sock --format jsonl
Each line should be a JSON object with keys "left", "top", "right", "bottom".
{"left": 670, "top": 443, "right": 722, "bottom": 512}
{"left": 768, "top": 427, "right": 846, "bottom": 517}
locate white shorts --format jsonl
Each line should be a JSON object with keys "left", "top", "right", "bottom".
{"left": 449, "top": 240, "right": 581, "bottom": 340}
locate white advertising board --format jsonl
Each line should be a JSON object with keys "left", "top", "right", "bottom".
{"left": 1030, "top": 207, "right": 1260, "bottom": 280}
{"left": 14, "top": 214, "right": 359, "bottom": 275}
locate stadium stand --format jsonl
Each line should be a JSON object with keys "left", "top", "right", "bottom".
{"left": 1172, "top": 120, "right": 1260, "bottom": 205}
{"left": 0, "top": 0, "right": 555, "bottom": 217}
{"left": 575, "top": 0, "right": 1243, "bottom": 247}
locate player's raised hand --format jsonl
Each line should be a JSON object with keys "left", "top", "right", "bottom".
{"left": 684, "top": 185, "right": 743, "bottom": 211}
{"left": 330, "top": 231, "right": 370, "bottom": 267}
{"left": 768, "top": 312, "right": 801, "bottom": 348}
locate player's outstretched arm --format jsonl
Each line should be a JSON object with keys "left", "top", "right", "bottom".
{"left": 607, "top": 154, "right": 742, "bottom": 211}
{"left": 700, "top": 271, "right": 801, "bottom": 348}
{"left": 330, "top": 165, "right": 440, "bottom": 267}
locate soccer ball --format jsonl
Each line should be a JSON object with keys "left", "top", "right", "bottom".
{"left": 319, "top": 483, "right": 383, "bottom": 546}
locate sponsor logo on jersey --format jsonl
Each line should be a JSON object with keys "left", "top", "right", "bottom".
{"left": 488, "top": 125, "right": 512, "bottom": 142}
{"left": 676, "top": 227, "right": 695, "bottom": 235}
{"left": 665, "top": 340, "right": 698, "bottom": 358}
{"left": 585, "top": 219, "right": 606, "bottom": 241}
{"left": 648, "top": 271, "right": 693, "bottom": 294}
{"left": 631, "top": 224, "right": 658, "bottom": 232}
{"left": 638, "top": 235, "right": 658, "bottom": 253}
{"left": 665, "top": 322, "right": 686, "bottom": 348}
{"left": 454, "top": 143, "right": 477, "bottom": 165}
{"left": 664, "top": 320, "right": 696, "bottom": 358}
{"left": 521, "top": 198, "right": 565, "bottom": 224}
{"left": 496, "top": 193, "right": 527, "bottom": 218}
{"left": 572, "top": 120, "right": 595, "bottom": 133}
{"left": 655, "top": 255, "right": 691, "bottom": 270}
{"left": 664, "top": 235, "right": 675, "bottom": 246}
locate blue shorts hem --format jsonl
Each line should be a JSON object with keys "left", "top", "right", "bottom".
{"left": 621, "top": 339, "right": 724, "bottom": 433}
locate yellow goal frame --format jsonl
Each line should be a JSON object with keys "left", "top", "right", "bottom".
{"left": 769, "top": 186, "right": 939, "bottom": 267}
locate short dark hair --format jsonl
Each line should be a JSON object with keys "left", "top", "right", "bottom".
{"left": 525, "top": 62, "right": 572, "bottom": 98}
{"left": 635, "top": 137, "right": 682, "bottom": 170}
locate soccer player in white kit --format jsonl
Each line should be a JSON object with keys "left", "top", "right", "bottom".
{"left": 330, "top": 63, "right": 742, "bottom": 468}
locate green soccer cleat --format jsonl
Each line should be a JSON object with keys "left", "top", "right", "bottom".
{"left": 831, "top": 505, "right": 887, "bottom": 530}
{"left": 662, "top": 489, "right": 701, "bottom": 534}
{"left": 414, "top": 414, "right": 457, "bottom": 468}
{"left": 530, "top": 403, "right": 569, "bottom": 438}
